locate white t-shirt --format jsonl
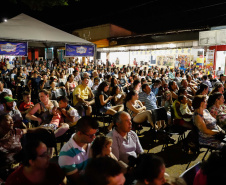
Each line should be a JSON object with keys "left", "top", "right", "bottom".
{"left": 0, "top": 88, "right": 12, "bottom": 96}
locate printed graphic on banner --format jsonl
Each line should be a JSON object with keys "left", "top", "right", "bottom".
{"left": 65, "top": 44, "right": 94, "bottom": 56}
{"left": 0, "top": 41, "right": 27, "bottom": 56}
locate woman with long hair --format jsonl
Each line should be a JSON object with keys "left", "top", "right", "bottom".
{"left": 96, "top": 81, "right": 124, "bottom": 116}
{"left": 196, "top": 83, "right": 209, "bottom": 96}
{"left": 110, "top": 85, "right": 126, "bottom": 106}
{"left": 193, "top": 95, "right": 226, "bottom": 149}
{"left": 125, "top": 90, "right": 154, "bottom": 128}
{"left": 209, "top": 82, "right": 224, "bottom": 95}
{"left": 207, "top": 92, "right": 226, "bottom": 130}
{"left": 65, "top": 74, "right": 77, "bottom": 98}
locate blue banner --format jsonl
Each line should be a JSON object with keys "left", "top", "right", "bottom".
{"left": 0, "top": 41, "right": 27, "bottom": 56}
{"left": 65, "top": 44, "right": 94, "bottom": 57}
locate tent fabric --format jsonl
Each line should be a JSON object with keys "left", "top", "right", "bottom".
{"left": 0, "top": 13, "right": 93, "bottom": 47}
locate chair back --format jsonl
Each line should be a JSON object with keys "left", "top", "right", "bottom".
{"left": 179, "top": 162, "right": 201, "bottom": 185}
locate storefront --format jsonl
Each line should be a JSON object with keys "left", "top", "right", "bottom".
{"left": 98, "top": 41, "right": 205, "bottom": 68}
{"left": 199, "top": 27, "right": 226, "bottom": 74}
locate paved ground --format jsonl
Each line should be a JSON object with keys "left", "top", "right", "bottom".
{"left": 137, "top": 126, "right": 209, "bottom": 177}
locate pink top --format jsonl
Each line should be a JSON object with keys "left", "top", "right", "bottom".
{"left": 50, "top": 114, "right": 61, "bottom": 127}
{"left": 193, "top": 169, "right": 207, "bottom": 185}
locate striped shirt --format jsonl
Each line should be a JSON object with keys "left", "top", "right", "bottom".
{"left": 58, "top": 133, "right": 91, "bottom": 175}
{"left": 139, "top": 91, "right": 157, "bottom": 110}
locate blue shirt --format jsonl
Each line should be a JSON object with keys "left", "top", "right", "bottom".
{"left": 139, "top": 91, "right": 157, "bottom": 110}
{"left": 151, "top": 87, "right": 159, "bottom": 96}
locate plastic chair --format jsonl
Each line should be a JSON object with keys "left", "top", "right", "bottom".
{"left": 179, "top": 162, "right": 201, "bottom": 185}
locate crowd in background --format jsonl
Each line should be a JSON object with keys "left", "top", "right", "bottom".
{"left": 0, "top": 57, "right": 226, "bottom": 185}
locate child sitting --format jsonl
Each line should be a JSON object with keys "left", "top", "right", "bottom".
{"left": 18, "top": 92, "right": 34, "bottom": 127}
{"left": 178, "top": 95, "right": 193, "bottom": 123}
{"left": 91, "top": 77, "right": 100, "bottom": 91}
{"left": 41, "top": 107, "right": 69, "bottom": 137}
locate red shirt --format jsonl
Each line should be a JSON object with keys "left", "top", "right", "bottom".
{"left": 5, "top": 163, "right": 65, "bottom": 185}
{"left": 19, "top": 102, "right": 34, "bottom": 112}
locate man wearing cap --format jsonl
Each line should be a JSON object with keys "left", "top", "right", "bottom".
{"left": 0, "top": 96, "right": 23, "bottom": 128}
{"left": 0, "top": 80, "right": 12, "bottom": 97}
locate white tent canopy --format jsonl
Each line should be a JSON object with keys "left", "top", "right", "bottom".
{"left": 0, "top": 13, "right": 93, "bottom": 47}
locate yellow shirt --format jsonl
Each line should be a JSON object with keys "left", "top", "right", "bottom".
{"left": 73, "top": 84, "right": 90, "bottom": 105}
{"left": 172, "top": 100, "right": 182, "bottom": 119}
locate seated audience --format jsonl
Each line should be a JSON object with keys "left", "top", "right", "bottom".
{"left": 133, "top": 153, "right": 166, "bottom": 185}
{"left": 26, "top": 89, "right": 58, "bottom": 126}
{"left": 6, "top": 140, "right": 66, "bottom": 185}
{"left": 0, "top": 96, "right": 24, "bottom": 128}
{"left": 193, "top": 95, "right": 226, "bottom": 149}
{"left": 207, "top": 92, "right": 226, "bottom": 130}
{"left": 125, "top": 90, "right": 154, "bottom": 128}
{"left": 58, "top": 116, "right": 99, "bottom": 184}
{"left": 209, "top": 82, "right": 224, "bottom": 95}
{"left": 96, "top": 81, "right": 124, "bottom": 116}
{"left": 111, "top": 85, "right": 126, "bottom": 106}
{"left": 73, "top": 76, "right": 95, "bottom": 116}
{"left": 57, "top": 96, "right": 80, "bottom": 127}
{"left": 83, "top": 157, "right": 125, "bottom": 185}
{"left": 107, "top": 111, "right": 143, "bottom": 164}
{"left": 178, "top": 95, "right": 193, "bottom": 123}
{"left": 139, "top": 84, "right": 158, "bottom": 111}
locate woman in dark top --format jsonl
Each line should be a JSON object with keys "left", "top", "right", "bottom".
{"left": 96, "top": 81, "right": 124, "bottom": 115}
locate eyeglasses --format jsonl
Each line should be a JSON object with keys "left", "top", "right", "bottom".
{"left": 37, "top": 152, "right": 49, "bottom": 158}
{"left": 81, "top": 129, "right": 98, "bottom": 138}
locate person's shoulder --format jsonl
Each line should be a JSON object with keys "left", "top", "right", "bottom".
{"left": 106, "top": 130, "right": 113, "bottom": 138}
{"left": 5, "top": 165, "right": 24, "bottom": 185}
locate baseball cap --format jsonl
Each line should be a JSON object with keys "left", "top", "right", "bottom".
{"left": 4, "top": 96, "right": 17, "bottom": 102}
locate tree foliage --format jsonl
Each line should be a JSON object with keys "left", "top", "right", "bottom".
{"left": 9, "top": 0, "right": 78, "bottom": 10}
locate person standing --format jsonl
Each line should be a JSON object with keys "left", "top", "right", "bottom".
{"left": 216, "top": 67, "right": 224, "bottom": 78}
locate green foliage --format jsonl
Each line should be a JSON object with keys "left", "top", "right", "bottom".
{"left": 9, "top": 0, "right": 78, "bottom": 10}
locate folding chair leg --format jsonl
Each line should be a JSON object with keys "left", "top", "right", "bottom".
{"left": 202, "top": 148, "right": 210, "bottom": 161}
{"left": 186, "top": 161, "right": 192, "bottom": 170}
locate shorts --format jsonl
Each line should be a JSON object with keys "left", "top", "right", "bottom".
{"left": 100, "top": 105, "right": 111, "bottom": 114}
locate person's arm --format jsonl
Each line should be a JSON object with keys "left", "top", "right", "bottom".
{"left": 27, "top": 79, "right": 32, "bottom": 90}
{"left": 65, "top": 81, "right": 70, "bottom": 94}
{"left": 114, "top": 94, "right": 125, "bottom": 105}
{"left": 135, "top": 132, "right": 144, "bottom": 155}
{"left": 61, "top": 109, "right": 75, "bottom": 123}
{"left": 194, "top": 115, "right": 219, "bottom": 135}
{"left": 126, "top": 101, "right": 145, "bottom": 114}
{"left": 88, "top": 87, "right": 94, "bottom": 99}
{"left": 99, "top": 94, "right": 113, "bottom": 106}
{"left": 40, "top": 80, "right": 47, "bottom": 90}
{"left": 171, "top": 91, "right": 178, "bottom": 100}
{"left": 25, "top": 103, "right": 42, "bottom": 124}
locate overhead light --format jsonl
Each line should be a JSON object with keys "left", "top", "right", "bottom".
{"left": 3, "top": 18, "right": 7, "bottom": 22}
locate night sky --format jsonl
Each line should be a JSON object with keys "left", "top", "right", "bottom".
{"left": 1, "top": 0, "right": 226, "bottom": 35}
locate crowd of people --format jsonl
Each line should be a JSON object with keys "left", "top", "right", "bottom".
{"left": 0, "top": 57, "right": 226, "bottom": 185}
